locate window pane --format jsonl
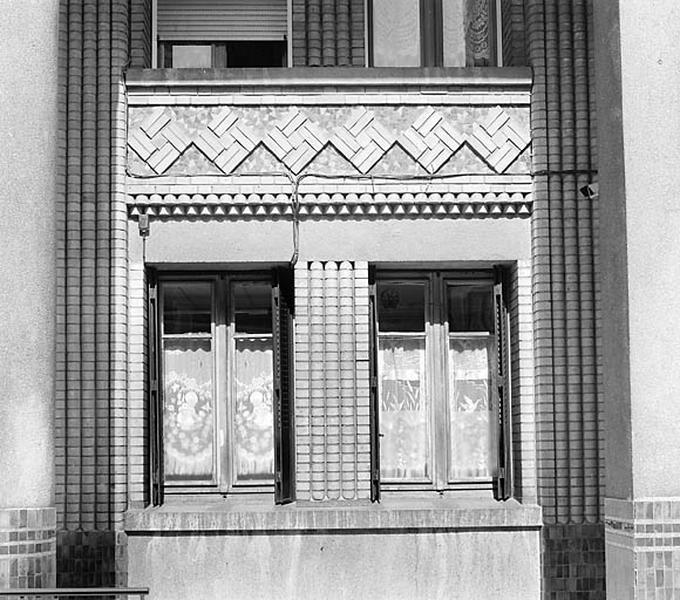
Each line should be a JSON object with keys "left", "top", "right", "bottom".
{"left": 442, "top": 0, "right": 466, "bottom": 66}
{"left": 447, "top": 283, "right": 493, "bottom": 332}
{"left": 379, "top": 336, "right": 430, "bottom": 480}
{"left": 234, "top": 337, "right": 274, "bottom": 481}
{"left": 464, "top": 0, "right": 494, "bottom": 66}
{"left": 448, "top": 337, "right": 497, "bottom": 480}
{"left": 372, "top": 0, "right": 421, "bottom": 66}
{"left": 378, "top": 282, "right": 425, "bottom": 332}
{"left": 172, "top": 45, "right": 212, "bottom": 68}
{"left": 234, "top": 282, "right": 272, "bottom": 334}
{"left": 163, "top": 338, "right": 214, "bottom": 482}
{"left": 163, "top": 282, "right": 212, "bottom": 335}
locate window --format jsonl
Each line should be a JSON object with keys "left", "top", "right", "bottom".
{"left": 155, "top": 0, "right": 289, "bottom": 68}
{"left": 370, "top": 0, "right": 501, "bottom": 67}
{"left": 369, "top": 270, "right": 511, "bottom": 498}
{"left": 148, "top": 269, "right": 295, "bottom": 504}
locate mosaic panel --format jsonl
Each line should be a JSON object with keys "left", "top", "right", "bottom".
{"left": 128, "top": 105, "right": 530, "bottom": 177}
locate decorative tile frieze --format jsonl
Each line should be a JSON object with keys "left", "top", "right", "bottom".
{"left": 263, "top": 109, "right": 327, "bottom": 173}
{"left": 127, "top": 190, "right": 532, "bottom": 220}
{"left": 330, "top": 108, "right": 396, "bottom": 173}
{"left": 399, "top": 107, "right": 464, "bottom": 173}
{"left": 128, "top": 105, "right": 530, "bottom": 177}
{"left": 468, "top": 106, "right": 530, "bottom": 173}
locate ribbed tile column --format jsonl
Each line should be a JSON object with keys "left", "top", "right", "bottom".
{"left": 0, "top": 0, "right": 60, "bottom": 589}
{"left": 527, "top": 1, "right": 604, "bottom": 597}
{"left": 292, "top": 0, "right": 365, "bottom": 66}
{"left": 294, "top": 261, "right": 370, "bottom": 501}
{"left": 55, "top": 0, "right": 133, "bottom": 586}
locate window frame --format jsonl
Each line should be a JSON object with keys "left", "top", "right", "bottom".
{"left": 367, "top": 0, "right": 502, "bottom": 68}
{"left": 372, "top": 269, "right": 510, "bottom": 497}
{"left": 150, "top": 269, "right": 294, "bottom": 503}
{"left": 152, "top": 0, "right": 293, "bottom": 68}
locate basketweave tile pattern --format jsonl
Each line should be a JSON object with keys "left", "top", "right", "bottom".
{"left": 128, "top": 104, "right": 530, "bottom": 176}
{"left": 0, "top": 508, "right": 56, "bottom": 588}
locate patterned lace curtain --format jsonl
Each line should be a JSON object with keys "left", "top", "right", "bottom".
{"left": 465, "top": 0, "right": 492, "bottom": 66}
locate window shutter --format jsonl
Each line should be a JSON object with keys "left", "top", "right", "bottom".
{"left": 272, "top": 267, "right": 295, "bottom": 504}
{"left": 148, "top": 271, "right": 164, "bottom": 506}
{"left": 493, "top": 267, "right": 512, "bottom": 500}
{"left": 157, "top": 0, "right": 288, "bottom": 42}
{"left": 369, "top": 271, "right": 381, "bottom": 502}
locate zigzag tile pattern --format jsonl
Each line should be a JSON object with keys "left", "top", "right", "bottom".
{"left": 128, "top": 105, "right": 530, "bottom": 175}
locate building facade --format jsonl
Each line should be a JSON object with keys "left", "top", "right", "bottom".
{"left": 1, "top": 1, "right": 679, "bottom": 599}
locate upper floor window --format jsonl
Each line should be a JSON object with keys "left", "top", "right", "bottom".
{"left": 370, "top": 0, "right": 501, "bottom": 67}
{"left": 155, "top": 0, "right": 289, "bottom": 67}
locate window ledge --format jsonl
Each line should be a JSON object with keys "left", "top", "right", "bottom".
{"left": 125, "top": 497, "right": 542, "bottom": 534}
{"left": 125, "top": 66, "right": 532, "bottom": 92}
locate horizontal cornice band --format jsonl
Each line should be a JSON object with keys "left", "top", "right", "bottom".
{"left": 128, "top": 190, "right": 532, "bottom": 219}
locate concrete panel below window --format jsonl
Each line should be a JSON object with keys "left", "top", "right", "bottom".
{"left": 128, "top": 525, "right": 540, "bottom": 600}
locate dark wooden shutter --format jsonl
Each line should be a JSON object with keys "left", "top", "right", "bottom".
{"left": 493, "top": 267, "right": 512, "bottom": 500}
{"left": 148, "top": 271, "right": 164, "bottom": 506}
{"left": 272, "top": 267, "right": 295, "bottom": 504}
{"left": 369, "top": 270, "right": 381, "bottom": 502}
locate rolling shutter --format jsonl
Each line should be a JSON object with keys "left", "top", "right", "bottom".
{"left": 493, "top": 267, "right": 512, "bottom": 500}
{"left": 157, "top": 0, "right": 288, "bottom": 41}
{"left": 272, "top": 267, "right": 296, "bottom": 505}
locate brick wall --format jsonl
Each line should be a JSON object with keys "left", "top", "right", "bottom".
{"left": 294, "top": 261, "right": 371, "bottom": 501}
{"left": 501, "top": 0, "right": 527, "bottom": 66}
{"left": 526, "top": 1, "right": 603, "bottom": 597}
{"left": 55, "top": 0, "right": 133, "bottom": 585}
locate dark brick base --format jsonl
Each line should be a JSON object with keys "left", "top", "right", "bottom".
{"left": 543, "top": 523, "right": 605, "bottom": 599}
{"left": 57, "top": 530, "right": 127, "bottom": 587}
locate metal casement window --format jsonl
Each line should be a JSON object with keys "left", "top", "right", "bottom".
{"left": 148, "top": 269, "right": 295, "bottom": 505}
{"left": 369, "top": 269, "right": 512, "bottom": 499}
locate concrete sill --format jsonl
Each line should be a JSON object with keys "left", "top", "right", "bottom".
{"left": 125, "top": 66, "right": 532, "bottom": 92}
{"left": 125, "top": 496, "right": 542, "bottom": 535}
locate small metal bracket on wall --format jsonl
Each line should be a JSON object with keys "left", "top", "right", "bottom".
{"left": 138, "top": 214, "right": 150, "bottom": 237}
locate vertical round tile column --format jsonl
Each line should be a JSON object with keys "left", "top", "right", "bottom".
{"left": 0, "top": 0, "right": 59, "bottom": 588}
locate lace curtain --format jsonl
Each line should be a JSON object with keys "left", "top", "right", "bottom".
{"left": 465, "top": 0, "right": 493, "bottom": 66}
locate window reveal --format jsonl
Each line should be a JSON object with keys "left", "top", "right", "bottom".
{"left": 149, "top": 270, "right": 294, "bottom": 504}
{"left": 371, "top": 271, "right": 512, "bottom": 497}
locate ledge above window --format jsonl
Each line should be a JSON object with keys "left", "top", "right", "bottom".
{"left": 125, "top": 497, "right": 541, "bottom": 534}
{"left": 125, "top": 66, "right": 532, "bottom": 94}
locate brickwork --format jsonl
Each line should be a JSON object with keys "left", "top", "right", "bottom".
{"left": 526, "top": 0, "right": 603, "bottom": 597}
{"left": 56, "top": 531, "right": 127, "bottom": 587}
{"left": 606, "top": 499, "right": 680, "bottom": 598}
{"left": 294, "top": 261, "right": 371, "bottom": 501}
{"left": 0, "top": 509, "right": 56, "bottom": 588}
{"left": 130, "top": 0, "right": 152, "bottom": 68}
{"left": 292, "top": 0, "right": 365, "bottom": 66}
{"left": 55, "top": 0, "right": 131, "bottom": 585}
{"left": 509, "top": 260, "right": 537, "bottom": 505}
{"left": 543, "top": 524, "right": 605, "bottom": 600}
{"left": 501, "top": 0, "right": 527, "bottom": 67}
